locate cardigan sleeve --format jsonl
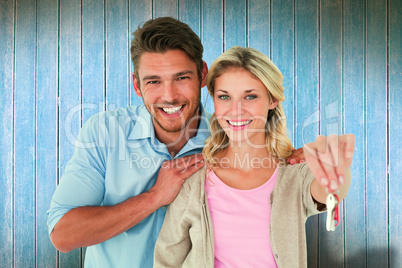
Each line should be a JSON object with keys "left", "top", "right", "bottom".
{"left": 298, "top": 163, "right": 327, "bottom": 216}
{"left": 154, "top": 181, "right": 192, "bottom": 267}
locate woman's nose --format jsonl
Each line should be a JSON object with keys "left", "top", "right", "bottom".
{"left": 228, "top": 100, "right": 244, "bottom": 116}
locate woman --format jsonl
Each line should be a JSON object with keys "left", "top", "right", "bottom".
{"left": 154, "top": 46, "right": 354, "bottom": 267}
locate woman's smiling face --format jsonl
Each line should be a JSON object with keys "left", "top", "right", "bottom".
{"left": 213, "top": 68, "right": 277, "bottom": 146}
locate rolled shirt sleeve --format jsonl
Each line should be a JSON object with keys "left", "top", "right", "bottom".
{"left": 47, "top": 113, "right": 107, "bottom": 235}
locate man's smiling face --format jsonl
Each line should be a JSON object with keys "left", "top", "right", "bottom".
{"left": 133, "top": 49, "right": 207, "bottom": 138}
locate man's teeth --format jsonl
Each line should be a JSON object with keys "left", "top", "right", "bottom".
{"left": 162, "top": 106, "right": 183, "bottom": 114}
{"left": 228, "top": 120, "right": 252, "bottom": 126}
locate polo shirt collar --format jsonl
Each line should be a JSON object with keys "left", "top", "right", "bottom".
{"left": 128, "top": 106, "right": 154, "bottom": 140}
{"left": 187, "top": 104, "right": 211, "bottom": 148}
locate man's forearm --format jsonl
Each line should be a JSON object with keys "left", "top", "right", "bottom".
{"left": 50, "top": 191, "right": 161, "bottom": 253}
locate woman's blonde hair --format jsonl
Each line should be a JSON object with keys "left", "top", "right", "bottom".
{"left": 203, "top": 46, "right": 294, "bottom": 166}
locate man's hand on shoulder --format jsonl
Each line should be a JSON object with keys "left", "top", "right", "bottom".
{"left": 149, "top": 153, "right": 205, "bottom": 207}
{"left": 287, "top": 147, "right": 306, "bottom": 165}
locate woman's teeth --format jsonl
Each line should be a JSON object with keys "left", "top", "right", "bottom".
{"left": 162, "top": 106, "right": 183, "bottom": 114}
{"left": 227, "top": 120, "right": 252, "bottom": 126}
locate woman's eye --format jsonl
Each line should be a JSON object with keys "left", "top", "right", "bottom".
{"left": 218, "top": 95, "right": 230, "bottom": 100}
{"left": 246, "top": 95, "right": 257, "bottom": 100}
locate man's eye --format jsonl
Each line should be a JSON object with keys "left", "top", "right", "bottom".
{"left": 177, "top": 76, "right": 189, "bottom": 81}
{"left": 246, "top": 95, "right": 257, "bottom": 100}
{"left": 147, "top": 81, "right": 159, "bottom": 85}
{"left": 218, "top": 95, "right": 230, "bottom": 100}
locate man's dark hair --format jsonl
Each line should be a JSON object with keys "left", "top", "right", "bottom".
{"left": 131, "top": 17, "right": 204, "bottom": 82}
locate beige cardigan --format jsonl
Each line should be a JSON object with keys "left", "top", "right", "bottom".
{"left": 154, "top": 163, "right": 325, "bottom": 268}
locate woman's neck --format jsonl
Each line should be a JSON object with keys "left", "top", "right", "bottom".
{"left": 216, "top": 142, "right": 278, "bottom": 171}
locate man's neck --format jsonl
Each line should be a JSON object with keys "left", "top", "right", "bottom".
{"left": 155, "top": 112, "right": 201, "bottom": 157}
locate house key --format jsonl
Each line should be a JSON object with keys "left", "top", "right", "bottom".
{"left": 326, "top": 193, "right": 339, "bottom": 231}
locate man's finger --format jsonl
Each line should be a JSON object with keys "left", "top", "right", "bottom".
{"left": 292, "top": 148, "right": 304, "bottom": 157}
{"left": 176, "top": 153, "right": 204, "bottom": 170}
{"left": 180, "top": 159, "right": 205, "bottom": 178}
{"left": 166, "top": 153, "right": 202, "bottom": 170}
{"left": 287, "top": 147, "right": 304, "bottom": 164}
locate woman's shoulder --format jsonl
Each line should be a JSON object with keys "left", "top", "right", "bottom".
{"left": 181, "top": 164, "right": 207, "bottom": 191}
{"left": 277, "top": 162, "right": 315, "bottom": 182}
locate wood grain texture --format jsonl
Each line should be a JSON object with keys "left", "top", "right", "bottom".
{"left": 82, "top": 0, "right": 106, "bottom": 123}
{"left": 59, "top": 0, "right": 82, "bottom": 266}
{"left": 154, "top": 0, "right": 177, "bottom": 18}
{"left": 36, "top": 0, "right": 59, "bottom": 266}
{"left": 343, "top": 0, "right": 367, "bottom": 267}
{"left": 14, "top": 0, "right": 36, "bottom": 266}
{"left": 1, "top": 0, "right": 400, "bottom": 267}
{"left": 366, "top": 0, "right": 389, "bottom": 266}
{"left": 247, "top": 0, "right": 270, "bottom": 57}
{"left": 106, "top": 0, "right": 129, "bottom": 110}
{"left": 201, "top": 0, "right": 223, "bottom": 114}
{"left": 224, "top": 0, "right": 247, "bottom": 49}
{"left": 129, "top": 0, "right": 151, "bottom": 106}
{"left": 318, "top": 0, "right": 344, "bottom": 267}
{"left": 0, "top": 0, "right": 15, "bottom": 267}
{"left": 294, "top": 0, "right": 319, "bottom": 266}
{"left": 271, "top": 0, "right": 295, "bottom": 141}
{"left": 389, "top": 0, "right": 402, "bottom": 266}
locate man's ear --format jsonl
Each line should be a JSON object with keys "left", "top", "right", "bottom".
{"left": 132, "top": 72, "right": 142, "bottom": 97}
{"left": 269, "top": 99, "right": 278, "bottom": 109}
{"left": 200, "top": 61, "right": 208, "bottom": 88}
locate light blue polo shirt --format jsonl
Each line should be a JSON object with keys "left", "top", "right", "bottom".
{"left": 47, "top": 104, "right": 211, "bottom": 267}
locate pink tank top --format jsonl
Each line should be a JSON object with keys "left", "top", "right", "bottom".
{"left": 205, "top": 167, "right": 278, "bottom": 268}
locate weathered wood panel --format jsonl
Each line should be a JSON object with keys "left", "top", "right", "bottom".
{"left": 106, "top": 0, "right": 130, "bottom": 110}
{"left": 82, "top": 0, "right": 106, "bottom": 123}
{"left": 0, "top": 0, "right": 399, "bottom": 267}
{"left": 13, "top": 0, "right": 36, "bottom": 266}
{"left": 294, "top": 0, "right": 320, "bottom": 266}
{"left": 366, "top": 0, "right": 389, "bottom": 266}
{"left": 201, "top": 0, "right": 223, "bottom": 113}
{"left": 129, "top": 0, "right": 151, "bottom": 106}
{"left": 389, "top": 0, "right": 402, "bottom": 266}
{"left": 318, "top": 0, "right": 344, "bottom": 266}
{"left": 0, "top": 0, "right": 15, "bottom": 266}
{"left": 36, "top": 0, "right": 59, "bottom": 266}
{"left": 271, "top": 0, "right": 295, "bottom": 141}
{"left": 344, "top": 0, "right": 367, "bottom": 266}
{"left": 59, "top": 0, "right": 82, "bottom": 266}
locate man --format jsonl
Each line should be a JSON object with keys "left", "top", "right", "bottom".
{"left": 47, "top": 17, "right": 304, "bottom": 267}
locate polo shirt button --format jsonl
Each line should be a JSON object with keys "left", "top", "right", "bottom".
{"left": 274, "top": 254, "right": 278, "bottom": 258}
{"left": 161, "top": 205, "right": 166, "bottom": 209}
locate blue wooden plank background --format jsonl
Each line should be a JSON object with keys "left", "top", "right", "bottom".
{"left": 344, "top": 0, "right": 367, "bottom": 266}
{"left": 58, "top": 0, "right": 83, "bottom": 266}
{"left": 0, "top": 0, "right": 400, "bottom": 267}
{"left": 13, "top": 1, "right": 36, "bottom": 267}
{"left": 36, "top": 0, "right": 58, "bottom": 266}
{"left": 319, "top": 1, "right": 344, "bottom": 266}
{"left": 294, "top": 1, "right": 319, "bottom": 266}
{"left": 389, "top": 1, "right": 402, "bottom": 267}
{"left": 0, "top": 1, "right": 15, "bottom": 267}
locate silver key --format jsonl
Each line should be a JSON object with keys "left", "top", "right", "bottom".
{"left": 326, "top": 193, "right": 337, "bottom": 231}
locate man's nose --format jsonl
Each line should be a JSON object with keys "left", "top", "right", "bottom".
{"left": 162, "top": 82, "right": 179, "bottom": 102}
